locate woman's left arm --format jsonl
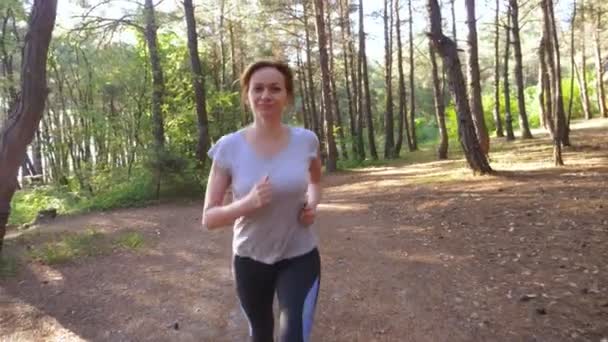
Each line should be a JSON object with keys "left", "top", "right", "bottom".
{"left": 306, "top": 152, "right": 322, "bottom": 209}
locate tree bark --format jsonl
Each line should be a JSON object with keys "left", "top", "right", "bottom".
{"left": 408, "top": 0, "right": 417, "bottom": 151}
{"left": 303, "top": 3, "right": 320, "bottom": 139}
{"left": 427, "top": 0, "right": 492, "bottom": 174}
{"left": 578, "top": 0, "right": 592, "bottom": 120}
{"left": 359, "top": 0, "right": 378, "bottom": 160}
{"left": 430, "top": 42, "right": 448, "bottom": 159}
{"left": 394, "top": 0, "right": 411, "bottom": 155}
{"left": 541, "top": 0, "right": 564, "bottom": 165}
{"left": 493, "top": 0, "right": 504, "bottom": 137}
{"left": 0, "top": 0, "right": 57, "bottom": 253}
{"left": 384, "top": 0, "right": 395, "bottom": 158}
{"left": 509, "top": 0, "right": 533, "bottom": 139}
{"left": 183, "top": 0, "right": 210, "bottom": 164}
{"left": 466, "top": 0, "right": 490, "bottom": 154}
{"left": 339, "top": 0, "right": 358, "bottom": 159}
{"left": 503, "top": 10, "right": 516, "bottom": 140}
{"left": 314, "top": 0, "right": 338, "bottom": 172}
{"left": 326, "top": 5, "right": 348, "bottom": 160}
{"left": 594, "top": 10, "right": 607, "bottom": 118}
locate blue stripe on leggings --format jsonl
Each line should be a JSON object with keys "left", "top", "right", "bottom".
{"left": 302, "top": 277, "right": 320, "bottom": 342}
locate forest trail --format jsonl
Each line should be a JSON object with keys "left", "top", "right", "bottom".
{"left": 2, "top": 119, "right": 607, "bottom": 342}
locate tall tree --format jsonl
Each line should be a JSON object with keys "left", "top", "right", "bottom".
{"left": 408, "top": 0, "right": 417, "bottom": 151}
{"left": 578, "top": 0, "right": 592, "bottom": 120}
{"left": 430, "top": 42, "right": 448, "bottom": 159}
{"left": 339, "top": 0, "right": 359, "bottom": 158}
{"left": 183, "top": 0, "right": 210, "bottom": 164}
{"left": 593, "top": 6, "right": 607, "bottom": 118}
{"left": 384, "top": 0, "right": 395, "bottom": 158}
{"left": 303, "top": 2, "right": 320, "bottom": 140}
{"left": 503, "top": 9, "right": 516, "bottom": 140}
{"left": 541, "top": 0, "right": 565, "bottom": 165}
{"left": 509, "top": 0, "right": 533, "bottom": 139}
{"left": 359, "top": 0, "right": 378, "bottom": 159}
{"left": 0, "top": 0, "right": 58, "bottom": 253}
{"left": 313, "top": 0, "right": 338, "bottom": 172}
{"left": 427, "top": 0, "right": 492, "bottom": 174}
{"left": 466, "top": 0, "right": 490, "bottom": 154}
{"left": 493, "top": 0, "right": 504, "bottom": 137}
{"left": 394, "top": 0, "right": 411, "bottom": 155}
{"left": 326, "top": 3, "right": 348, "bottom": 159}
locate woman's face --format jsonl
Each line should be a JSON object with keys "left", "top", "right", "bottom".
{"left": 247, "top": 67, "right": 289, "bottom": 124}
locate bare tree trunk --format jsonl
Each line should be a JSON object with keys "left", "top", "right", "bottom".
{"left": 493, "top": 0, "right": 504, "bottom": 137}
{"left": 314, "top": 0, "right": 338, "bottom": 172}
{"left": 326, "top": 6, "right": 348, "bottom": 160}
{"left": 339, "top": 0, "right": 358, "bottom": 158}
{"left": 303, "top": 3, "right": 320, "bottom": 139}
{"left": 548, "top": 0, "right": 569, "bottom": 148}
{"left": 183, "top": 0, "right": 210, "bottom": 164}
{"left": 541, "top": 0, "right": 564, "bottom": 165}
{"left": 594, "top": 11, "right": 607, "bottom": 118}
{"left": 296, "top": 49, "right": 311, "bottom": 130}
{"left": 466, "top": 0, "right": 490, "bottom": 154}
{"left": 567, "top": 0, "right": 577, "bottom": 133}
{"left": 394, "top": 0, "right": 410, "bottom": 155}
{"left": 430, "top": 42, "right": 448, "bottom": 159}
{"left": 408, "top": 0, "right": 417, "bottom": 151}
{"left": 427, "top": 0, "right": 492, "bottom": 174}
{"left": 538, "top": 39, "right": 550, "bottom": 130}
{"left": 359, "top": 0, "right": 378, "bottom": 160}
{"left": 578, "top": 0, "right": 592, "bottom": 119}
{"left": 503, "top": 10, "right": 516, "bottom": 140}
{"left": 509, "top": 0, "right": 533, "bottom": 139}
{"left": 384, "top": 0, "right": 395, "bottom": 158}
{"left": 0, "top": 0, "right": 57, "bottom": 253}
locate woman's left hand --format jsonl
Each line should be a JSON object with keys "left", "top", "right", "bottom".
{"left": 298, "top": 203, "right": 316, "bottom": 226}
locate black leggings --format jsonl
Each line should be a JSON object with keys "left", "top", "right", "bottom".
{"left": 233, "top": 248, "right": 321, "bottom": 342}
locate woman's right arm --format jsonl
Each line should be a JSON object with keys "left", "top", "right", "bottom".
{"left": 202, "top": 162, "right": 271, "bottom": 230}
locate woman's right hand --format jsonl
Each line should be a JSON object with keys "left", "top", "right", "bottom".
{"left": 245, "top": 175, "right": 272, "bottom": 211}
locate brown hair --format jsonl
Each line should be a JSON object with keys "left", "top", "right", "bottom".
{"left": 240, "top": 59, "right": 295, "bottom": 106}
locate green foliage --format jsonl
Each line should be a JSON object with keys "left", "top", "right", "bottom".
{"left": 114, "top": 232, "right": 144, "bottom": 250}
{"left": 9, "top": 187, "right": 81, "bottom": 226}
{"left": 28, "top": 229, "right": 107, "bottom": 264}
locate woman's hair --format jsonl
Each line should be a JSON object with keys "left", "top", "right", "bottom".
{"left": 240, "top": 59, "right": 295, "bottom": 106}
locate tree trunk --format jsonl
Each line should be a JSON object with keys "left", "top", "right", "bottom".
{"left": 408, "top": 0, "right": 417, "bottom": 151}
{"left": 541, "top": 0, "right": 564, "bottom": 165}
{"left": 548, "top": 0, "right": 568, "bottom": 148}
{"left": 578, "top": 0, "right": 592, "bottom": 120}
{"left": 350, "top": 0, "right": 365, "bottom": 161}
{"left": 144, "top": 0, "right": 166, "bottom": 198}
{"left": 359, "top": 0, "right": 378, "bottom": 160}
{"left": 430, "top": 42, "right": 448, "bottom": 159}
{"left": 326, "top": 5, "right": 348, "bottom": 160}
{"left": 296, "top": 49, "right": 311, "bottom": 130}
{"left": 493, "top": 0, "right": 504, "bottom": 137}
{"left": 427, "top": 0, "right": 492, "bottom": 174}
{"left": 383, "top": 0, "right": 395, "bottom": 158}
{"left": 184, "top": 0, "right": 210, "bottom": 164}
{"left": 303, "top": 3, "right": 320, "bottom": 139}
{"left": 394, "top": 0, "right": 411, "bottom": 155}
{"left": 509, "top": 0, "right": 533, "bottom": 139}
{"left": 314, "top": 0, "right": 338, "bottom": 172}
{"left": 0, "top": 0, "right": 57, "bottom": 253}
{"left": 567, "top": 0, "right": 576, "bottom": 132}
{"left": 339, "top": 0, "right": 358, "bottom": 159}
{"left": 503, "top": 10, "right": 516, "bottom": 140}
{"left": 594, "top": 11, "right": 607, "bottom": 118}
{"left": 466, "top": 0, "right": 490, "bottom": 154}
{"left": 538, "top": 38, "right": 551, "bottom": 131}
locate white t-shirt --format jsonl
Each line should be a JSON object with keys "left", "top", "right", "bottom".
{"left": 208, "top": 125, "right": 320, "bottom": 264}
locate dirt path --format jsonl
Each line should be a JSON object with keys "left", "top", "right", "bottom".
{"left": 2, "top": 120, "right": 608, "bottom": 341}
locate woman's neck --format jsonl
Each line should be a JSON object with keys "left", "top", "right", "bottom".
{"left": 251, "top": 120, "right": 285, "bottom": 140}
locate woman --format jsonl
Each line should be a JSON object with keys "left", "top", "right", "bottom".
{"left": 202, "top": 60, "right": 322, "bottom": 342}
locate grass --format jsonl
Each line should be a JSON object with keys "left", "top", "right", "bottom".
{"left": 113, "top": 231, "right": 144, "bottom": 250}
{"left": 28, "top": 229, "right": 108, "bottom": 265}
{"left": 0, "top": 255, "right": 18, "bottom": 278}
{"left": 25, "top": 229, "right": 146, "bottom": 265}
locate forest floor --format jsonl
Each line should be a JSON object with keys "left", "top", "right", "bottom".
{"left": 1, "top": 119, "right": 607, "bottom": 342}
